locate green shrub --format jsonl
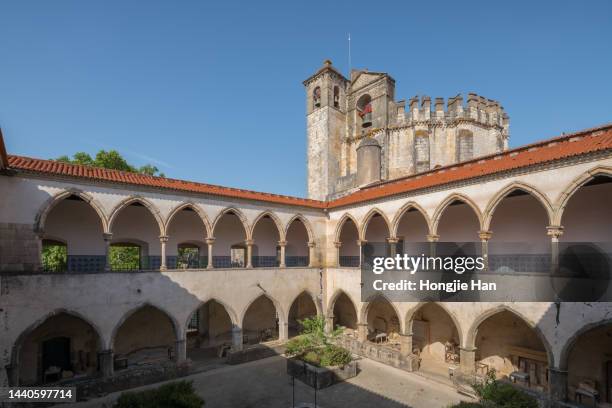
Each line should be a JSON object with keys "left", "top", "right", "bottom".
{"left": 470, "top": 370, "right": 538, "bottom": 408}
{"left": 285, "top": 335, "right": 310, "bottom": 356}
{"left": 320, "top": 345, "right": 352, "bottom": 367}
{"left": 447, "top": 403, "right": 485, "bottom": 408}
{"left": 113, "top": 381, "right": 204, "bottom": 408}
{"left": 302, "top": 351, "right": 321, "bottom": 365}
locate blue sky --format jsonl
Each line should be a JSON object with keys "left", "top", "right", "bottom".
{"left": 1, "top": 1, "right": 610, "bottom": 197}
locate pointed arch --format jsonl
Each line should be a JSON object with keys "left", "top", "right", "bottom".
{"left": 110, "top": 302, "right": 181, "bottom": 349}
{"left": 211, "top": 207, "right": 249, "bottom": 239}
{"left": 558, "top": 317, "right": 612, "bottom": 371}
{"left": 108, "top": 196, "right": 164, "bottom": 236}
{"left": 284, "top": 214, "right": 315, "bottom": 243}
{"left": 554, "top": 166, "right": 612, "bottom": 225}
{"left": 465, "top": 305, "right": 554, "bottom": 367}
{"left": 165, "top": 202, "right": 212, "bottom": 238}
{"left": 11, "top": 309, "right": 104, "bottom": 372}
{"left": 240, "top": 293, "right": 286, "bottom": 328}
{"left": 360, "top": 208, "right": 392, "bottom": 240}
{"left": 483, "top": 182, "right": 553, "bottom": 231}
{"left": 432, "top": 193, "right": 483, "bottom": 235}
{"left": 35, "top": 189, "right": 109, "bottom": 234}
{"left": 184, "top": 297, "right": 239, "bottom": 330}
{"left": 405, "top": 302, "right": 463, "bottom": 342}
{"left": 391, "top": 201, "right": 432, "bottom": 238}
{"left": 288, "top": 289, "right": 322, "bottom": 317}
{"left": 250, "top": 210, "right": 285, "bottom": 241}
{"left": 326, "top": 289, "right": 359, "bottom": 318}
{"left": 334, "top": 213, "right": 360, "bottom": 243}
{"left": 360, "top": 293, "right": 404, "bottom": 334}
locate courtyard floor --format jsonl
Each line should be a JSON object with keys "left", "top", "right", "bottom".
{"left": 60, "top": 355, "right": 472, "bottom": 408}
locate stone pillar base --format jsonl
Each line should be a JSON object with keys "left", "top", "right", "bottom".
{"left": 548, "top": 368, "right": 568, "bottom": 403}
{"left": 98, "top": 349, "right": 114, "bottom": 377}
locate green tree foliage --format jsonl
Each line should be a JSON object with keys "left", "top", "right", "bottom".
{"left": 113, "top": 381, "right": 204, "bottom": 408}
{"left": 285, "top": 316, "right": 352, "bottom": 367}
{"left": 449, "top": 370, "right": 539, "bottom": 408}
{"left": 41, "top": 242, "right": 67, "bottom": 272}
{"left": 109, "top": 245, "right": 141, "bottom": 271}
{"left": 56, "top": 150, "right": 165, "bottom": 177}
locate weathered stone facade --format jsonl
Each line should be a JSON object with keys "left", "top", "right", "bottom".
{"left": 304, "top": 61, "right": 509, "bottom": 200}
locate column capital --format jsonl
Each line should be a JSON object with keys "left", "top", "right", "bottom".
{"left": 307, "top": 241, "right": 316, "bottom": 248}
{"left": 277, "top": 240, "right": 287, "bottom": 247}
{"left": 333, "top": 241, "right": 342, "bottom": 248}
{"left": 103, "top": 232, "right": 113, "bottom": 242}
{"left": 478, "top": 230, "right": 493, "bottom": 241}
{"left": 547, "top": 225, "right": 564, "bottom": 239}
{"left": 426, "top": 234, "right": 440, "bottom": 242}
{"left": 356, "top": 239, "right": 367, "bottom": 246}
{"left": 205, "top": 237, "right": 216, "bottom": 245}
{"left": 386, "top": 237, "right": 400, "bottom": 244}
{"left": 159, "top": 235, "right": 169, "bottom": 243}
{"left": 244, "top": 239, "right": 254, "bottom": 246}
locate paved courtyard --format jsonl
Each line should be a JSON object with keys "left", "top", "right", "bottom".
{"left": 61, "top": 356, "right": 471, "bottom": 408}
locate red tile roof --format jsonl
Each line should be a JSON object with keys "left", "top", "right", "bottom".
{"left": 3, "top": 124, "right": 612, "bottom": 209}
{"left": 0, "top": 128, "right": 8, "bottom": 170}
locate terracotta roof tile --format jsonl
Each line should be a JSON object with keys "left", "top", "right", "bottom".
{"left": 3, "top": 124, "right": 612, "bottom": 209}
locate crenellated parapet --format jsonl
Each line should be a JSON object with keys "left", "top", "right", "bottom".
{"left": 403, "top": 93, "right": 509, "bottom": 131}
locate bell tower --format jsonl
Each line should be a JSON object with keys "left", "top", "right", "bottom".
{"left": 303, "top": 60, "right": 349, "bottom": 200}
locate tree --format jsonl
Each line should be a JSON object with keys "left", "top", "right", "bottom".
{"left": 55, "top": 150, "right": 165, "bottom": 177}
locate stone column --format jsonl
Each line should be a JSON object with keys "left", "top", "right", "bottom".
{"left": 426, "top": 234, "right": 439, "bottom": 257}
{"left": 459, "top": 347, "right": 476, "bottom": 374}
{"left": 205, "top": 237, "right": 215, "bottom": 269}
{"left": 245, "top": 239, "right": 253, "bottom": 268}
{"left": 103, "top": 232, "right": 113, "bottom": 272}
{"left": 357, "top": 323, "right": 368, "bottom": 342}
{"left": 278, "top": 240, "right": 287, "bottom": 268}
{"left": 174, "top": 339, "right": 186, "bottom": 363}
{"left": 98, "top": 349, "right": 114, "bottom": 377}
{"left": 325, "top": 315, "right": 335, "bottom": 334}
{"left": 387, "top": 237, "right": 399, "bottom": 257}
{"left": 159, "top": 235, "right": 169, "bottom": 271}
{"left": 548, "top": 367, "right": 568, "bottom": 402}
{"left": 478, "top": 230, "right": 493, "bottom": 271}
{"left": 231, "top": 326, "right": 243, "bottom": 351}
{"left": 279, "top": 321, "right": 289, "bottom": 341}
{"left": 357, "top": 239, "right": 367, "bottom": 267}
{"left": 547, "top": 226, "right": 564, "bottom": 274}
{"left": 5, "top": 364, "right": 20, "bottom": 386}
{"left": 308, "top": 241, "right": 316, "bottom": 267}
{"left": 398, "top": 333, "right": 413, "bottom": 357}
{"left": 334, "top": 241, "right": 342, "bottom": 267}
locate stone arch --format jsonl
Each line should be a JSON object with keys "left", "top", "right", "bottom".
{"left": 35, "top": 189, "right": 109, "bottom": 234}
{"left": 360, "top": 294, "right": 404, "bottom": 335}
{"left": 360, "top": 208, "right": 392, "bottom": 241}
{"left": 432, "top": 193, "right": 483, "bottom": 235}
{"left": 10, "top": 309, "right": 104, "bottom": 386}
{"left": 483, "top": 182, "right": 553, "bottom": 231}
{"left": 554, "top": 166, "right": 612, "bottom": 225}
{"left": 288, "top": 289, "right": 322, "bottom": 317}
{"left": 391, "top": 201, "right": 432, "bottom": 238}
{"left": 465, "top": 305, "right": 554, "bottom": 367}
{"left": 326, "top": 289, "right": 359, "bottom": 318}
{"left": 284, "top": 214, "right": 315, "bottom": 243}
{"left": 405, "top": 302, "right": 463, "bottom": 342}
{"left": 165, "top": 202, "right": 212, "bottom": 238}
{"left": 558, "top": 317, "right": 612, "bottom": 371}
{"left": 110, "top": 302, "right": 182, "bottom": 350}
{"left": 250, "top": 210, "right": 285, "bottom": 241}
{"left": 184, "top": 298, "right": 239, "bottom": 330}
{"left": 108, "top": 196, "right": 164, "bottom": 236}
{"left": 287, "top": 290, "right": 320, "bottom": 337}
{"left": 211, "top": 207, "right": 250, "bottom": 239}
{"left": 240, "top": 293, "right": 286, "bottom": 329}
{"left": 334, "top": 213, "right": 360, "bottom": 243}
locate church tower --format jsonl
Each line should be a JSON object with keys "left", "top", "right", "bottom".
{"left": 303, "top": 60, "right": 349, "bottom": 200}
